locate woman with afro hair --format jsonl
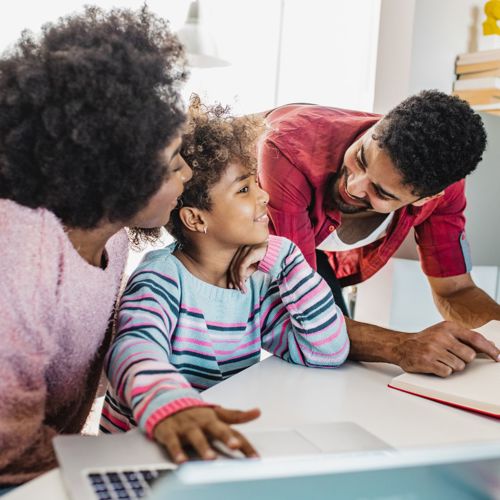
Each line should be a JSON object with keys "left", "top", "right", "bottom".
{"left": 0, "top": 6, "right": 192, "bottom": 487}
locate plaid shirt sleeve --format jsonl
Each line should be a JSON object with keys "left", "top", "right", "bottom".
{"left": 415, "top": 180, "right": 471, "bottom": 278}
{"left": 258, "top": 138, "right": 318, "bottom": 269}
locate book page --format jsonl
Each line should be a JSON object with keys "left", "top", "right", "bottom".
{"left": 389, "top": 321, "right": 500, "bottom": 413}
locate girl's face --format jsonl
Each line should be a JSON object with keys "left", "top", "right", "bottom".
{"left": 203, "top": 162, "right": 270, "bottom": 248}
{"left": 129, "top": 135, "right": 192, "bottom": 228}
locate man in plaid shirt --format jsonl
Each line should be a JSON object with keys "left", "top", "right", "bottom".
{"left": 256, "top": 90, "right": 500, "bottom": 377}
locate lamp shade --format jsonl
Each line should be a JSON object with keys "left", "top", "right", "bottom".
{"left": 176, "top": 0, "right": 229, "bottom": 68}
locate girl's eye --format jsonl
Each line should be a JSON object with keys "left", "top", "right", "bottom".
{"left": 238, "top": 186, "right": 249, "bottom": 193}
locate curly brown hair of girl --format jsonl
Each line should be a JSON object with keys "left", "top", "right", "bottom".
{"left": 164, "top": 95, "right": 264, "bottom": 248}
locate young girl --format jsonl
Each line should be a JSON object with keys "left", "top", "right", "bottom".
{"left": 101, "top": 98, "right": 350, "bottom": 463}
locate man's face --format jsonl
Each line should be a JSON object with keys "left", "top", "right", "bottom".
{"left": 331, "top": 125, "right": 428, "bottom": 215}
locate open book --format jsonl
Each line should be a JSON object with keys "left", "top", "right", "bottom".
{"left": 388, "top": 321, "right": 500, "bottom": 418}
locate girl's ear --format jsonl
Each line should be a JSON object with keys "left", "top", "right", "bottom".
{"left": 178, "top": 207, "right": 207, "bottom": 234}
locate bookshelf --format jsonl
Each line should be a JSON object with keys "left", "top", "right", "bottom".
{"left": 453, "top": 49, "right": 500, "bottom": 115}
{"left": 471, "top": 102, "right": 500, "bottom": 115}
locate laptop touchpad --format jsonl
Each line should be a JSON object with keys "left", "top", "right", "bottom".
{"left": 244, "top": 422, "right": 391, "bottom": 458}
{"left": 244, "top": 429, "right": 320, "bottom": 457}
{"left": 296, "top": 422, "right": 392, "bottom": 453}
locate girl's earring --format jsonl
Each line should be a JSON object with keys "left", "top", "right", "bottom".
{"left": 203, "top": 226, "right": 207, "bottom": 234}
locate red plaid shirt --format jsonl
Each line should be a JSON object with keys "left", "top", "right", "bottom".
{"left": 258, "top": 104, "right": 471, "bottom": 287}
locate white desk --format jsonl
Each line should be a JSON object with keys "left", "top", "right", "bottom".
{"left": 7, "top": 358, "right": 500, "bottom": 499}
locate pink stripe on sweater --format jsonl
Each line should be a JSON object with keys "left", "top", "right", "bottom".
{"left": 122, "top": 304, "right": 169, "bottom": 323}
{"left": 122, "top": 292, "right": 163, "bottom": 303}
{"left": 260, "top": 297, "right": 282, "bottom": 322}
{"left": 131, "top": 379, "right": 191, "bottom": 398}
{"left": 258, "top": 236, "right": 284, "bottom": 274}
{"left": 206, "top": 320, "right": 247, "bottom": 328}
{"left": 300, "top": 337, "right": 349, "bottom": 358}
{"left": 173, "top": 336, "right": 212, "bottom": 347}
{"left": 180, "top": 304, "right": 204, "bottom": 315}
{"left": 292, "top": 332, "right": 306, "bottom": 364}
{"left": 308, "top": 318, "right": 345, "bottom": 347}
{"left": 101, "top": 407, "right": 131, "bottom": 432}
{"left": 214, "top": 336, "right": 261, "bottom": 356}
{"left": 129, "top": 268, "right": 177, "bottom": 284}
{"left": 145, "top": 398, "right": 212, "bottom": 437}
{"left": 285, "top": 281, "right": 326, "bottom": 313}
{"left": 274, "top": 315, "right": 289, "bottom": 355}
{"left": 280, "top": 258, "right": 308, "bottom": 282}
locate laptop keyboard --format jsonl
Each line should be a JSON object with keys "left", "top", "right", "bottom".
{"left": 87, "top": 468, "right": 172, "bottom": 499}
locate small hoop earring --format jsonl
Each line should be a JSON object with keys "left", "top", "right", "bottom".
{"left": 203, "top": 226, "right": 207, "bottom": 234}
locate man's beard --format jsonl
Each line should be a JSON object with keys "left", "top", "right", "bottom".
{"left": 330, "top": 166, "right": 371, "bottom": 215}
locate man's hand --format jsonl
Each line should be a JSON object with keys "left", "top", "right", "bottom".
{"left": 394, "top": 321, "right": 500, "bottom": 377}
{"left": 227, "top": 242, "right": 268, "bottom": 292}
{"left": 153, "top": 406, "right": 261, "bottom": 463}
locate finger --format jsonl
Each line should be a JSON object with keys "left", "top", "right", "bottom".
{"left": 455, "top": 329, "right": 500, "bottom": 361}
{"left": 214, "top": 407, "right": 261, "bottom": 424}
{"left": 205, "top": 420, "right": 241, "bottom": 449}
{"left": 156, "top": 429, "right": 188, "bottom": 464}
{"left": 445, "top": 340, "right": 476, "bottom": 364}
{"left": 231, "top": 429, "right": 259, "bottom": 458}
{"left": 229, "top": 246, "right": 247, "bottom": 290}
{"left": 227, "top": 248, "right": 239, "bottom": 289}
{"left": 235, "top": 247, "right": 253, "bottom": 290}
{"left": 437, "top": 351, "right": 466, "bottom": 372}
{"left": 432, "top": 361, "right": 453, "bottom": 378}
{"left": 237, "top": 249, "right": 260, "bottom": 280}
{"left": 185, "top": 427, "right": 216, "bottom": 460}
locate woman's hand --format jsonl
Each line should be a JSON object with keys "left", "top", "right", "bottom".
{"left": 228, "top": 242, "right": 269, "bottom": 292}
{"left": 153, "top": 406, "right": 261, "bottom": 463}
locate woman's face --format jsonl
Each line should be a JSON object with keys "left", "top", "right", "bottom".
{"left": 202, "top": 162, "right": 270, "bottom": 248}
{"left": 129, "top": 135, "right": 192, "bottom": 228}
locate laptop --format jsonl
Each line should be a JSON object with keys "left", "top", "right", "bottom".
{"left": 53, "top": 421, "right": 392, "bottom": 500}
{"left": 150, "top": 441, "right": 500, "bottom": 500}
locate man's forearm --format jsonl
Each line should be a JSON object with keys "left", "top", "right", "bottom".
{"left": 345, "top": 315, "right": 500, "bottom": 376}
{"left": 345, "top": 317, "right": 406, "bottom": 363}
{"left": 432, "top": 286, "right": 500, "bottom": 329}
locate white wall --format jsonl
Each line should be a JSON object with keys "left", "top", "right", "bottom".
{"left": 0, "top": 1, "right": 381, "bottom": 115}
{"left": 0, "top": 1, "right": 190, "bottom": 51}
{"left": 187, "top": 0, "right": 381, "bottom": 113}
{"left": 376, "top": 0, "right": 500, "bottom": 268}
{"left": 372, "top": 0, "right": 416, "bottom": 114}
{"left": 276, "top": 0, "right": 380, "bottom": 111}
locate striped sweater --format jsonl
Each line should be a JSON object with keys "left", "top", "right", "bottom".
{"left": 101, "top": 235, "right": 349, "bottom": 437}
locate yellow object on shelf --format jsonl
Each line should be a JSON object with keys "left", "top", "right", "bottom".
{"left": 484, "top": 0, "right": 500, "bottom": 35}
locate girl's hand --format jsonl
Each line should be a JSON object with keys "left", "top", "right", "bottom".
{"left": 228, "top": 241, "right": 269, "bottom": 293}
{"left": 153, "top": 406, "right": 261, "bottom": 463}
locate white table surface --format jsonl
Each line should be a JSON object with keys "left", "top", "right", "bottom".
{"left": 7, "top": 357, "right": 500, "bottom": 499}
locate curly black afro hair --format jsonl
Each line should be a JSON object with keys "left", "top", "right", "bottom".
{"left": 166, "top": 95, "right": 263, "bottom": 248}
{"left": 373, "top": 90, "right": 487, "bottom": 198}
{"left": 0, "top": 5, "right": 187, "bottom": 228}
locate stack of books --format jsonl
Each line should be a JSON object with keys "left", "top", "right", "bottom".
{"left": 453, "top": 49, "right": 500, "bottom": 114}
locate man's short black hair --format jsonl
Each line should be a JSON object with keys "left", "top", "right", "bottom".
{"left": 373, "top": 90, "right": 487, "bottom": 198}
{"left": 0, "top": 6, "right": 187, "bottom": 228}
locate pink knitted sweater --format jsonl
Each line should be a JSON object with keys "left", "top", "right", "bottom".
{"left": 0, "top": 199, "right": 129, "bottom": 485}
